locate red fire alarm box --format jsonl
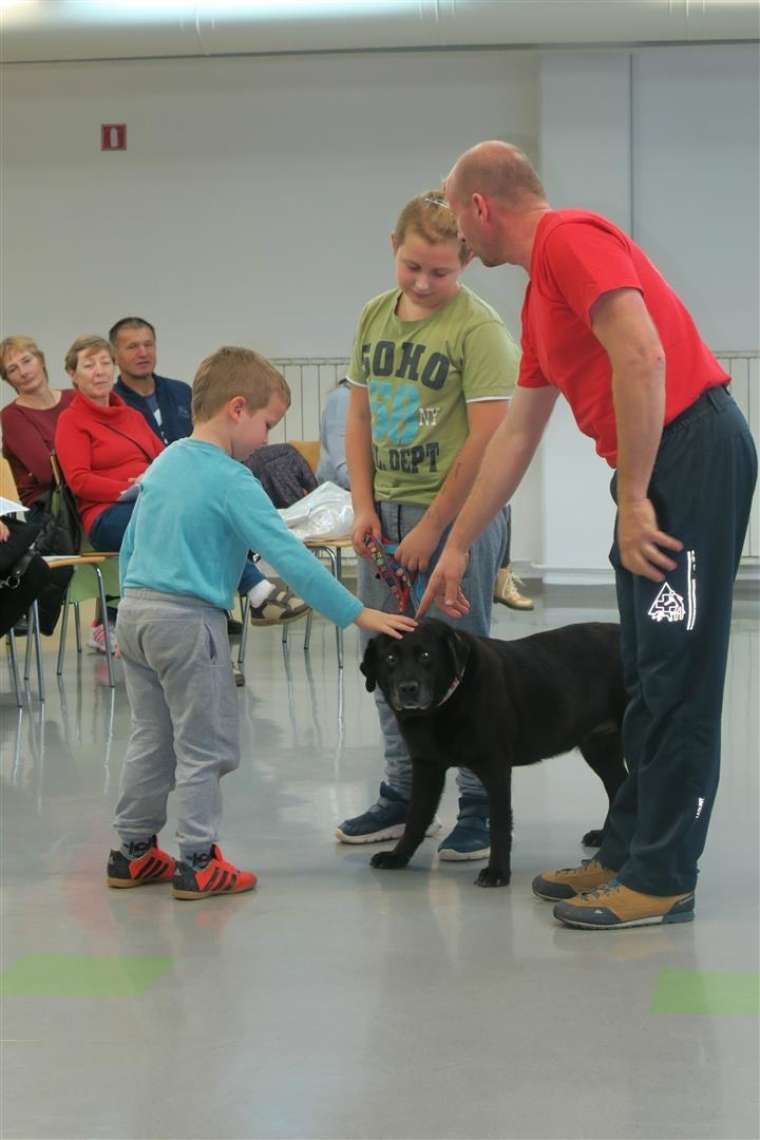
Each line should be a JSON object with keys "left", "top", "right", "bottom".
{"left": 101, "top": 124, "right": 127, "bottom": 151}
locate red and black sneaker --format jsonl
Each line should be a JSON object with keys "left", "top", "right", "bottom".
{"left": 172, "top": 845, "right": 257, "bottom": 900}
{"left": 106, "top": 836, "right": 176, "bottom": 889}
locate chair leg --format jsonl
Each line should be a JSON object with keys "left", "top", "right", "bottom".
{"left": 30, "top": 601, "right": 45, "bottom": 702}
{"left": 237, "top": 594, "right": 250, "bottom": 670}
{"left": 74, "top": 603, "right": 82, "bottom": 653}
{"left": 94, "top": 569, "right": 115, "bottom": 688}
{"left": 7, "top": 631, "right": 23, "bottom": 707}
{"left": 335, "top": 547, "right": 344, "bottom": 670}
{"left": 23, "top": 614, "right": 33, "bottom": 680}
{"left": 303, "top": 610, "right": 313, "bottom": 651}
{"left": 57, "top": 586, "right": 71, "bottom": 677}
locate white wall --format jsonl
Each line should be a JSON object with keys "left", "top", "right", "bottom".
{"left": 538, "top": 43, "right": 759, "bottom": 582}
{"left": 0, "top": 50, "right": 537, "bottom": 372}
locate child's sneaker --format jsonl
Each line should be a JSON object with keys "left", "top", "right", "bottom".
{"left": 106, "top": 836, "right": 176, "bottom": 888}
{"left": 88, "top": 620, "right": 120, "bottom": 656}
{"left": 336, "top": 782, "right": 442, "bottom": 844}
{"left": 172, "top": 845, "right": 257, "bottom": 900}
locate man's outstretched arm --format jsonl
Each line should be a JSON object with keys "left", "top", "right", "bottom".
{"left": 417, "top": 385, "right": 558, "bottom": 617}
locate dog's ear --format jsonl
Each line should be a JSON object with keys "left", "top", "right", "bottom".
{"left": 360, "top": 639, "right": 378, "bottom": 693}
{"left": 445, "top": 627, "right": 471, "bottom": 679}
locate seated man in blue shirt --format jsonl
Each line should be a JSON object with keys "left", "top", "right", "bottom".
{"left": 109, "top": 316, "right": 307, "bottom": 629}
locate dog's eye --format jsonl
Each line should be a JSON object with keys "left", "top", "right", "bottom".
{"left": 384, "top": 654, "right": 398, "bottom": 668}
{"left": 418, "top": 650, "right": 432, "bottom": 664}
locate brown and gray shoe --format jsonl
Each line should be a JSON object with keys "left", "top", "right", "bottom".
{"left": 532, "top": 857, "right": 616, "bottom": 901}
{"left": 553, "top": 882, "right": 695, "bottom": 929}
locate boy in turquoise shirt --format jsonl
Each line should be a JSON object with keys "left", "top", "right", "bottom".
{"left": 107, "top": 346, "right": 415, "bottom": 900}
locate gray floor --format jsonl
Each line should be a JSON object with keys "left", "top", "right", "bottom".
{"left": 2, "top": 586, "right": 759, "bottom": 1140}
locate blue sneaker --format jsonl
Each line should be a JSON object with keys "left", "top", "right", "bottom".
{"left": 438, "top": 796, "right": 490, "bottom": 862}
{"left": 336, "top": 782, "right": 442, "bottom": 845}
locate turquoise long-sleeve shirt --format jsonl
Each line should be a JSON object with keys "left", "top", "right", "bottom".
{"left": 120, "top": 439, "right": 363, "bottom": 628}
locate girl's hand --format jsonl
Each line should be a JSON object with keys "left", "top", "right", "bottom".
{"left": 395, "top": 516, "right": 442, "bottom": 574}
{"left": 351, "top": 508, "right": 382, "bottom": 557}
{"left": 355, "top": 608, "right": 417, "bottom": 639}
{"left": 0, "top": 519, "right": 10, "bottom": 542}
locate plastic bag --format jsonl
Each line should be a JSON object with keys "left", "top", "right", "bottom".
{"left": 278, "top": 481, "right": 354, "bottom": 541}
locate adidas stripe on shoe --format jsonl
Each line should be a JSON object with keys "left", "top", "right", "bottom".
{"left": 172, "top": 844, "right": 257, "bottom": 900}
{"left": 107, "top": 836, "right": 176, "bottom": 888}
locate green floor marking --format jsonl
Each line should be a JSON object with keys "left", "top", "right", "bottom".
{"left": 652, "top": 969, "right": 760, "bottom": 1015}
{"left": 2, "top": 954, "right": 173, "bottom": 998}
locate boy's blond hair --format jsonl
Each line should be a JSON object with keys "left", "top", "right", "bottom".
{"left": 0, "top": 335, "right": 48, "bottom": 386}
{"left": 393, "top": 189, "right": 471, "bottom": 265}
{"left": 192, "top": 346, "right": 291, "bottom": 423}
{"left": 65, "top": 334, "right": 114, "bottom": 375}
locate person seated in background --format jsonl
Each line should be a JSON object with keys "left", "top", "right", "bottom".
{"left": 54, "top": 334, "right": 165, "bottom": 652}
{"left": 0, "top": 336, "right": 75, "bottom": 522}
{"left": 110, "top": 315, "right": 307, "bottom": 630}
{"left": 493, "top": 511, "right": 534, "bottom": 611}
{"left": 110, "top": 316, "right": 192, "bottom": 446}
{"left": 316, "top": 376, "right": 351, "bottom": 490}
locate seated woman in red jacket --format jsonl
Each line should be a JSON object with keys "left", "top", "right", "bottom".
{"left": 55, "top": 334, "right": 164, "bottom": 650}
{"left": 55, "top": 333, "right": 164, "bottom": 551}
{"left": 1, "top": 336, "right": 75, "bottom": 520}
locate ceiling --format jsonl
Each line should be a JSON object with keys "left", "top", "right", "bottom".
{"left": 1, "top": 0, "right": 758, "bottom": 63}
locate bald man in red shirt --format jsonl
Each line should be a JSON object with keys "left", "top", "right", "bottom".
{"left": 419, "top": 140, "right": 757, "bottom": 931}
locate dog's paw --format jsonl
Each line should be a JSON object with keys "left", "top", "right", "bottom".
{"left": 475, "top": 867, "right": 511, "bottom": 888}
{"left": 370, "top": 851, "right": 409, "bottom": 870}
{"left": 581, "top": 828, "right": 604, "bottom": 847}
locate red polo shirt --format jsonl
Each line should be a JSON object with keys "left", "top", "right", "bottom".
{"left": 518, "top": 209, "right": 729, "bottom": 466}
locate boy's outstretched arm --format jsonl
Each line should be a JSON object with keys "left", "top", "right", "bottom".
{"left": 417, "top": 386, "right": 558, "bottom": 618}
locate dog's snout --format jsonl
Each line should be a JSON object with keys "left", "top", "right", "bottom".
{"left": 398, "top": 680, "right": 420, "bottom": 700}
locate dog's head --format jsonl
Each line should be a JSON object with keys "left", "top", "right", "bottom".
{"left": 360, "top": 619, "right": 471, "bottom": 714}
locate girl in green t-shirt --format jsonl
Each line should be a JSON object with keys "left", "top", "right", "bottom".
{"left": 336, "top": 190, "right": 520, "bottom": 861}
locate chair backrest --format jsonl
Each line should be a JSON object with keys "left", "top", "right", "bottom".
{"left": 1, "top": 455, "right": 21, "bottom": 503}
{"left": 289, "top": 439, "right": 321, "bottom": 475}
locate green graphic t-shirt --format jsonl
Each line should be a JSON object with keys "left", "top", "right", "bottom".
{"left": 348, "top": 284, "right": 519, "bottom": 505}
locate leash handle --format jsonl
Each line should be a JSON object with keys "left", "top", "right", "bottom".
{"left": 360, "top": 532, "right": 416, "bottom": 615}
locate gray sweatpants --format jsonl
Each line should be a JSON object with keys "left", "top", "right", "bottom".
{"left": 114, "top": 588, "right": 240, "bottom": 863}
{"left": 357, "top": 501, "right": 508, "bottom": 800}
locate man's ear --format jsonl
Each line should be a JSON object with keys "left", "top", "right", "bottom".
{"left": 360, "top": 639, "right": 378, "bottom": 693}
{"left": 445, "top": 627, "right": 471, "bottom": 679}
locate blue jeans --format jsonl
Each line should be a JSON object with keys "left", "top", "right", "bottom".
{"left": 357, "top": 500, "right": 508, "bottom": 800}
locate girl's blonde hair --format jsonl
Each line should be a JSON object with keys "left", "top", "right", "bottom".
{"left": 192, "top": 346, "right": 291, "bottom": 423}
{"left": 0, "top": 335, "right": 48, "bottom": 386}
{"left": 393, "top": 190, "right": 470, "bottom": 265}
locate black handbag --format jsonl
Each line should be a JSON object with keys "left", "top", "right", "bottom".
{"left": 34, "top": 452, "right": 82, "bottom": 556}
{"left": 0, "top": 517, "right": 72, "bottom": 637}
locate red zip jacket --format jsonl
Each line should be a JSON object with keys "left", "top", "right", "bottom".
{"left": 54, "top": 390, "right": 164, "bottom": 534}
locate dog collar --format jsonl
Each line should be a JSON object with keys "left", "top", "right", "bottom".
{"left": 436, "top": 672, "right": 463, "bottom": 708}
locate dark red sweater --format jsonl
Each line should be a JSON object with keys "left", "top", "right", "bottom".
{"left": 1, "top": 390, "right": 75, "bottom": 507}
{"left": 54, "top": 390, "right": 164, "bottom": 533}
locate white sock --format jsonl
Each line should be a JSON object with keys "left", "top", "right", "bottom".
{"left": 248, "top": 579, "right": 274, "bottom": 608}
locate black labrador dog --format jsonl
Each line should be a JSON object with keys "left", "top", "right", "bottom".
{"left": 360, "top": 619, "right": 627, "bottom": 887}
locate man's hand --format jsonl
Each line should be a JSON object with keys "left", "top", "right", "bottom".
{"left": 395, "top": 516, "right": 441, "bottom": 574}
{"left": 617, "top": 497, "right": 682, "bottom": 581}
{"left": 416, "top": 546, "right": 471, "bottom": 618}
{"left": 0, "top": 519, "right": 9, "bottom": 542}
{"left": 351, "top": 508, "right": 381, "bottom": 557}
